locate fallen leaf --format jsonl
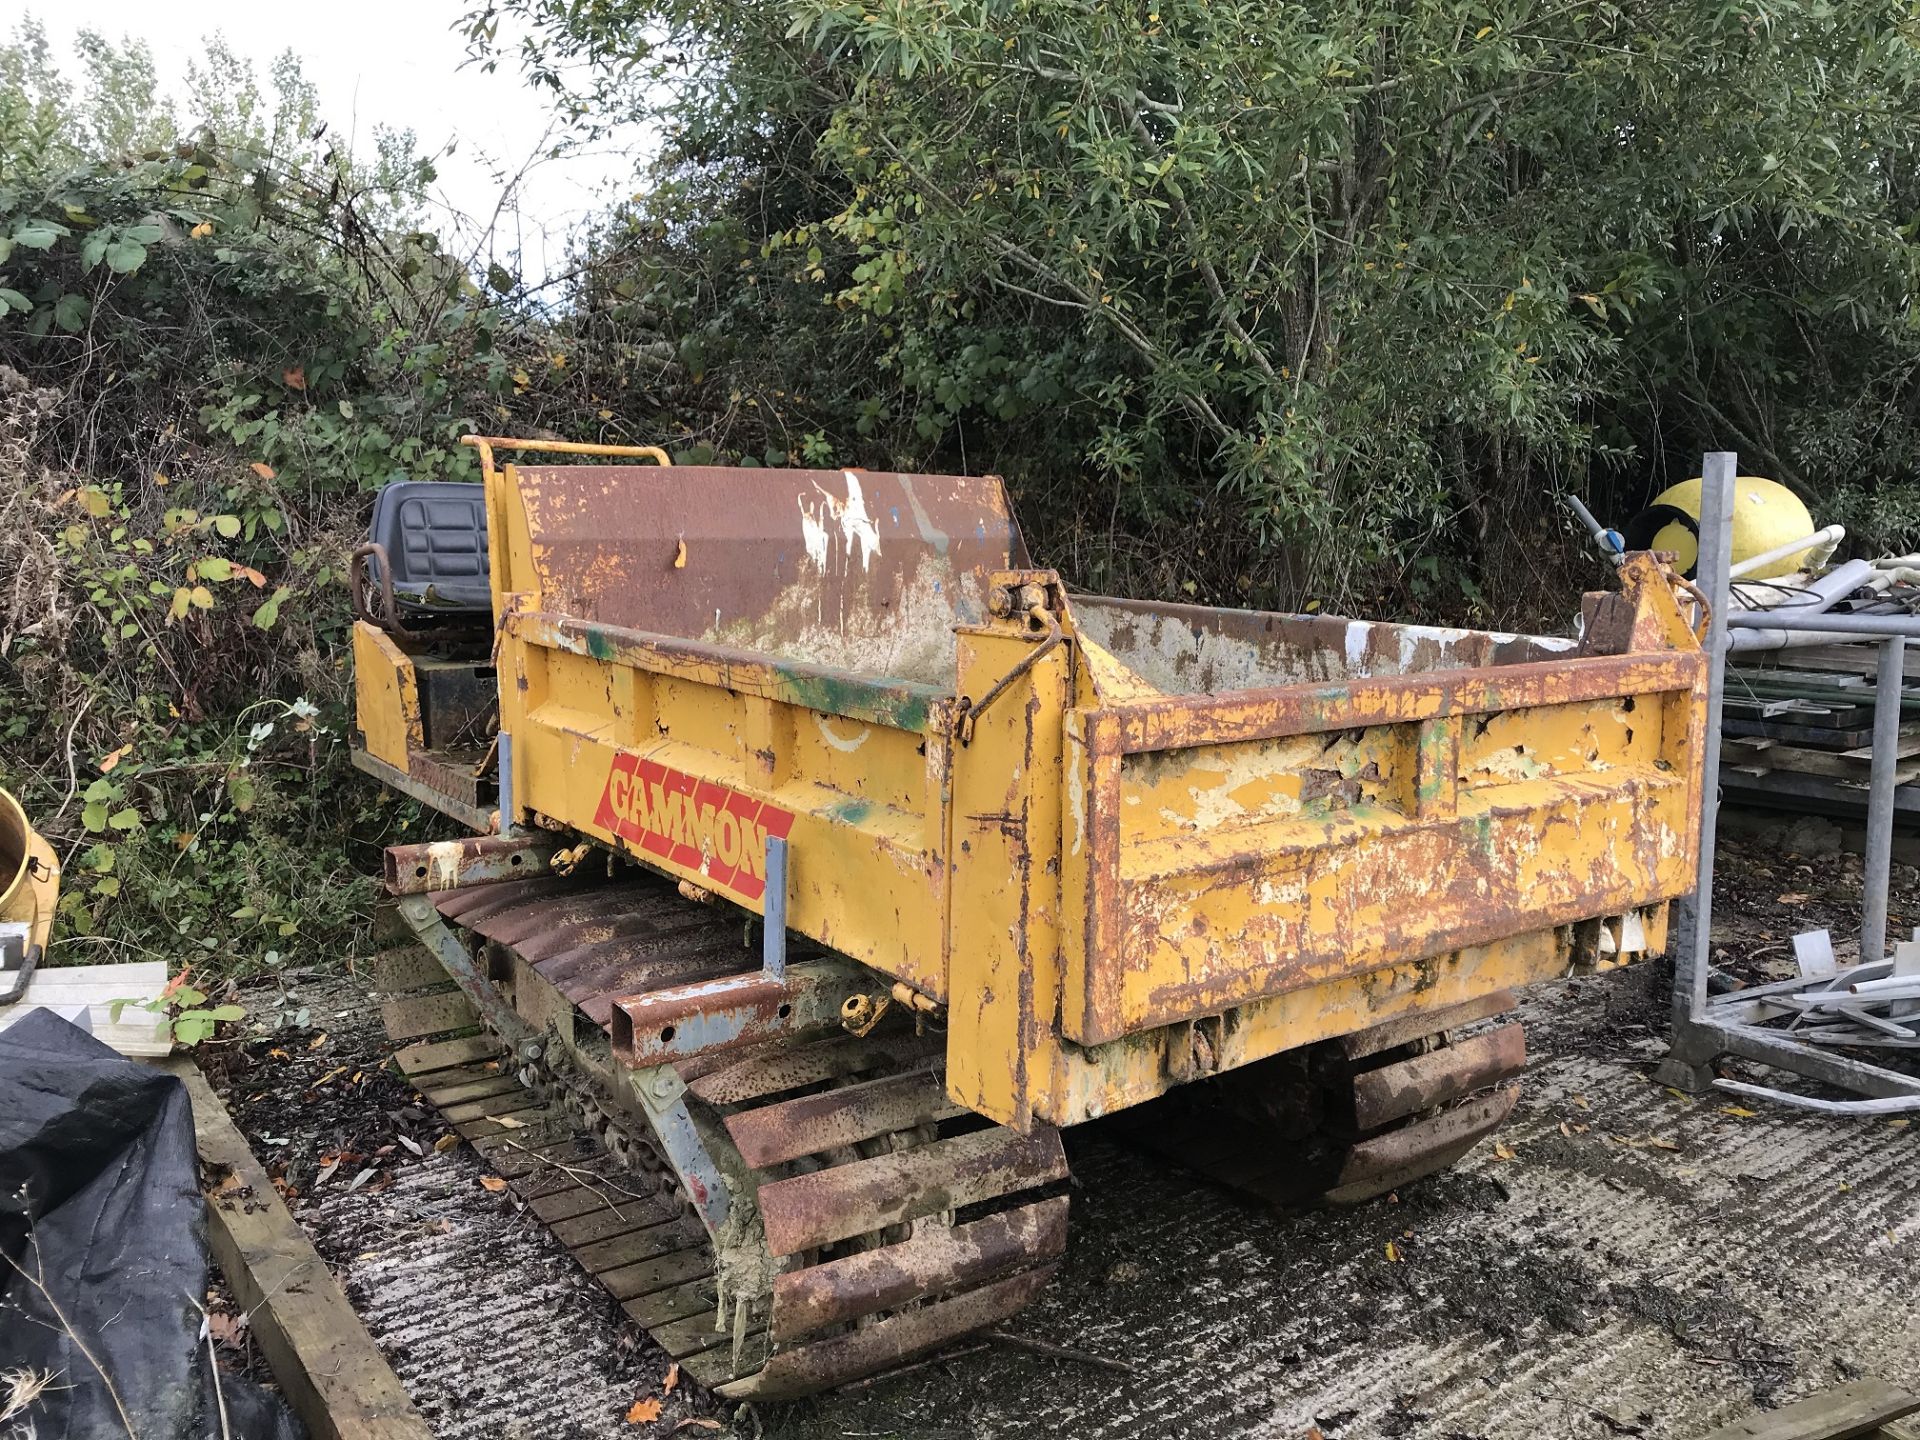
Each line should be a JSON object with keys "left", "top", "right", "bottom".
{"left": 190, "top": 220, "right": 214, "bottom": 238}
{"left": 282, "top": 366, "right": 307, "bottom": 391}
{"left": 1384, "top": 1241, "right": 1400, "bottom": 1262}
{"left": 98, "top": 744, "right": 132, "bottom": 773}
{"left": 1890, "top": 1118, "right": 1910, "bottom": 1130}
{"left": 671, "top": 1422, "right": 722, "bottom": 1434}
{"left": 479, "top": 1175, "right": 508, "bottom": 1193}
{"left": 1492, "top": 1141, "right": 1516, "bottom": 1161}
{"left": 308, "top": 1032, "right": 328, "bottom": 1050}
{"left": 662, "top": 1362, "right": 679, "bottom": 1395}
{"left": 1776, "top": 892, "right": 1812, "bottom": 905}
{"left": 398, "top": 1135, "right": 425, "bottom": 1158}
{"left": 625, "top": 1397, "right": 662, "bottom": 1424}
{"left": 1649, "top": 1137, "right": 1681, "bottom": 1152}
{"left": 1719, "top": 1105, "right": 1758, "bottom": 1119}
{"left": 345, "top": 1166, "right": 379, "bottom": 1194}
{"left": 207, "top": 1310, "right": 247, "bottom": 1346}
{"left": 267, "top": 1047, "right": 289, "bottom": 1061}
{"left": 492, "top": 1113, "right": 527, "bottom": 1130}
{"left": 315, "top": 1157, "right": 342, "bottom": 1186}
{"left": 250, "top": 461, "right": 276, "bottom": 480}
{"left": 434, "top": 1133, "right": 459, "bottom": 1153}
{"left": 673, "top": 538, "right": 687, "bottom": 569}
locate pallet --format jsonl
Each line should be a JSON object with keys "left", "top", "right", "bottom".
{"left": 160, "top": 1056, "right": 435, "bottom": 1440}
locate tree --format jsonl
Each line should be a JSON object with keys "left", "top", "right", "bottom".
{"left": 471, "top": 0, "right": 1920, "bottom": 617}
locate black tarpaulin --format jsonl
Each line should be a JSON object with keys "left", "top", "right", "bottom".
{"left": 0, "top": 1008, "right": 302, "bottom": 1440}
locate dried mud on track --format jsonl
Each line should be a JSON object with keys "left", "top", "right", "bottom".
{"left": 209, "top": 835, "right": 1919, "bottom": 1440}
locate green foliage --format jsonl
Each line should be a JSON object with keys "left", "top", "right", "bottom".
{"left": 474, "top": 0, "right": 1920, "bottom": 618}
{"left": 0, "top": 23, "right": 485, "bottom": 978}
{"left": 110, "top": 983, "right": 245, "bottom": 1048}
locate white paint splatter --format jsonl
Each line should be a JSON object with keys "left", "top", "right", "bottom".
{"left": 816, "top": 715, "right": 871, "bottom": 753}
{"left": 796, "top": 472, "right": 883, "bottom": 574}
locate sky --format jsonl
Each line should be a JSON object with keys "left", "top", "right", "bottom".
{"left": 27, "top": 0, "right": 650, "bottom": 280}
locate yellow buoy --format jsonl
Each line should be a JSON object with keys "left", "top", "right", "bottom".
{"left": 1639, "top": 476, "right": 1815, "bottom": 580}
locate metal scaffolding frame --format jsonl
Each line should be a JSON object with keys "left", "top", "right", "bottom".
{"left": 1655, "top": 452, "right": 1920, "bottom": 1099}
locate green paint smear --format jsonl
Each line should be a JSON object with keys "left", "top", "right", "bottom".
{"left": 827, "top": 797, "right": 873, "bottom": 824}
{"left": 779, "top": 668, "right": 933, "bottom": 734}
{"left": 584, "top": 627, "right": 616, "bottom": 662}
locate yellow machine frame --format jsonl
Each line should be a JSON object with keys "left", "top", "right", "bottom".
{"left": 355, "top": 439, "right": 1706, "bottom": 1132}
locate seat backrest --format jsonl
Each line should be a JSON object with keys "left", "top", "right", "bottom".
{"left": 368, "top": 482, "right": 491, "bottom": 610}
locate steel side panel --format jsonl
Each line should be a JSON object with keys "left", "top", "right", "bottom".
{"left": 1035, "top": 924, "right": 1575, "bottom": 1127}
{"left": 352, "top": 620, "right": 422, "bottom": 771}
{"left": 1061, "top": 649, "right": 1705, "bottom": 1046}
{"left": 1103, "top": 774, "right": 1693, "bottom": 1040}
{"left": 512, "top": 714, "right": 950, "bottom": 999}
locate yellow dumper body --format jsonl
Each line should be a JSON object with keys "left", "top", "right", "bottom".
{"left": 356, "top": 441, "right": 1706, "bottom": 1131}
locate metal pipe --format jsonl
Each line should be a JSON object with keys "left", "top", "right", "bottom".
{"left": 1725, "top": 608, "right": 1920, "bottom": 638}
{"left": 1564, "top": 494, "right": 1624, "bottom": 564}
{"left": 460, "top": 434, "right": 672, "bottom": 466}
{"left": 1725, "top": 558, "right": 1880, "bottom": 651}
{"left": 497, "top": 732, "right": 516, "bottom": 833}
{"left": 762, "top": 835, "right": 789, "bottom": 981}
{"left": 1674, "top": 453, "right": 1737, "bottom": 1032}
{"left": 1864, "top": 644, "right": 1902, "bottom": 968}
{"left": 1726, "top": 524, "right": 1846, "bottom": 580}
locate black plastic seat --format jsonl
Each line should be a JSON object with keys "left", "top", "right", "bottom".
{"left": 364, "top": 482, "right": 492, "bottom": 612}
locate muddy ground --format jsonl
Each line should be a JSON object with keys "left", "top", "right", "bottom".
{"left": 202, "top": 819, "right": 1920, "bottom": 1440}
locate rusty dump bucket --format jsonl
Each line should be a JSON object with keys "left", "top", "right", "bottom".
{"left": 498, "top": 458, "right": 1024, "bottom": 686}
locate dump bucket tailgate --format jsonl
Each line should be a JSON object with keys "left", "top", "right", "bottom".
{"left": 1061, "top": 648, "right": 1704, "bottom": 1046}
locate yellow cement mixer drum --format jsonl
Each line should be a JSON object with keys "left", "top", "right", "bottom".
{"left": 1643, "top": 476, "right": 1814, "bottom": 580}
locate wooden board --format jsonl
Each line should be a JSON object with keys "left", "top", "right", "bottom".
{"left": 1723, "top": 716, "right": 1876, "bottom": 748}
{"left": 158, "top": 1056, "right": 436, "bottom": 1440}
{"left": 0, "top": 960, "right": 171, "bottom": 1055}
{"left": 1699, "top": 1377, "right": 1920, "bottom": 1440}
{"left": 1722, "top": 739, "right": 1920, "bottom": 784}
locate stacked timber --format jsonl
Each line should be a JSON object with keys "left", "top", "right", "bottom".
{"left": 1719, "top": 647, "right": 1920, "bottom": 818}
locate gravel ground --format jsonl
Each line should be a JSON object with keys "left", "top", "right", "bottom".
{"left": 205, "top": 824, "right": 1920, "bottom": 1440}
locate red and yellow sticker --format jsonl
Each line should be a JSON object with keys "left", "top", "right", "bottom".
{"left": 593, "top": 754, "right": 795, "bottom": 902}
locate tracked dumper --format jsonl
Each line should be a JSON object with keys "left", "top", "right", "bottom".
{"left": 350, "top": 438, "right": 1707, "bottom": 1397}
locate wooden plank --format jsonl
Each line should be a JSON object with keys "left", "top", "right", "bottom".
{"left": 371, "top": 948, "right": 448, "bottom": 994}
{"left": 1700, "top": 1379, "right": 1920, "bottom": 1440}
{"left": 393, "top": 1032, "right": 501, "bottom": 1076}
{"left": 1720, "top": 745, "right": 1920, "bottom": 782}
{"left": 1723, "top": 716, "right": 1876, "bottom": 748}
{"left": 575, "top": 1215, "right": 708, "bottom": 1274}
{"left": 0, "top": 961, "right": 171, "bottom": 1055}
{"left": 380, "top": 989, "right": 476, "bottom": 1042}
{"left": 599, "top": 1246, "right": 715, "bottom": 1301}
{"left": 416, "top": 1075, "right": 526, "bottom": 1113}
{"left": 622, "top": 1279, "right": 716, "bottom": 1330}
{"left": 549, "top": 1194, "right": 681, "bottom": 1246}
{"left": 158, "top": 1057, "right": 434, "bottom": 1440}
{"left": 439, "top": 1088, "right": 546, "bottom": 1125}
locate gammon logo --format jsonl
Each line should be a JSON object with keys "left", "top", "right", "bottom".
{"left": 592, "top": 754, "right": 796, "bottom": 902}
